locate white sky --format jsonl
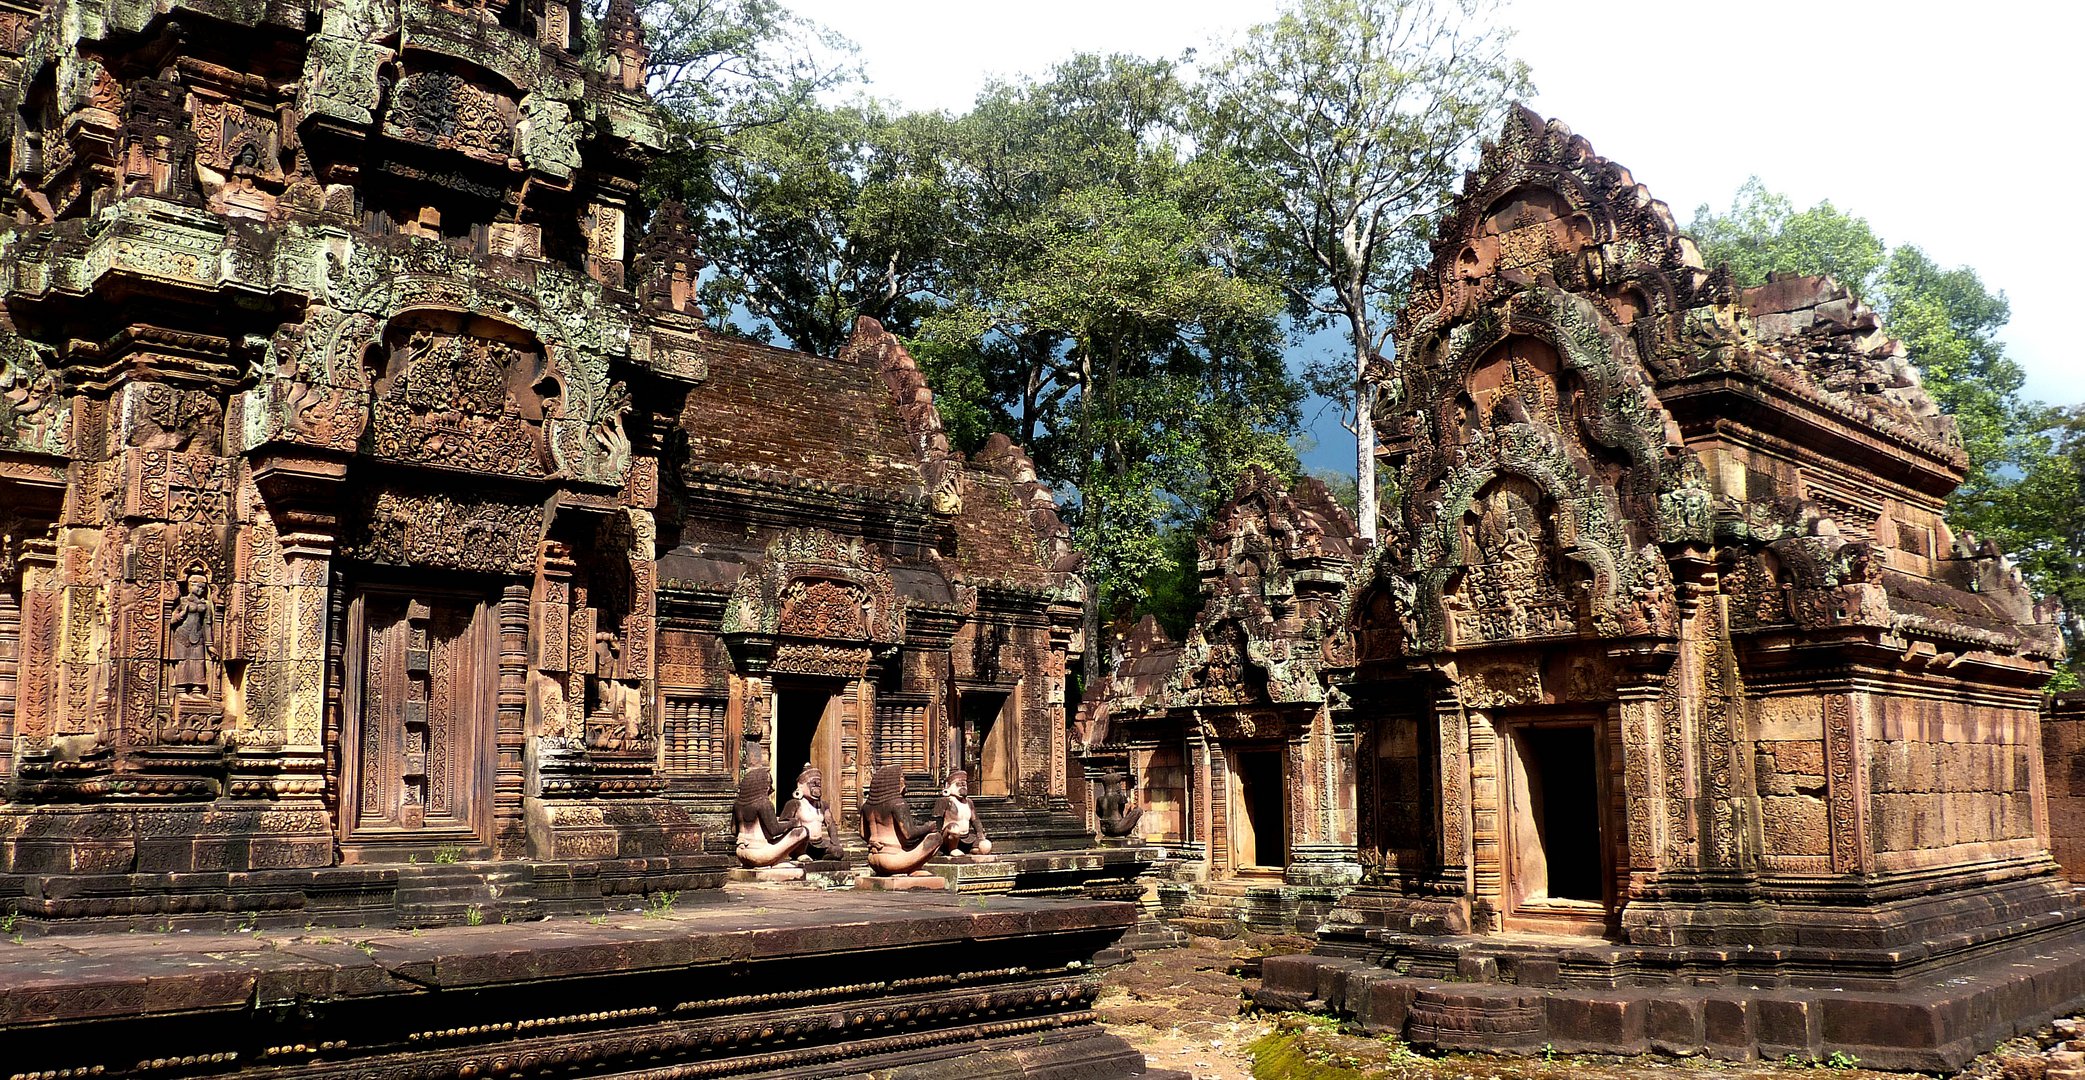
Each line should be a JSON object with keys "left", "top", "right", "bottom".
{"left": 787, "top": 0, "right": 2084, "bottom": 437}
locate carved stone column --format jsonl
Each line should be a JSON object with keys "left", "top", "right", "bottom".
{"left": 1286, "top": 702, "right": 1363, "bottom": 887}
{"left": 12, "top": 538, "right": 58, "bottom": 771}
{"left": 1615, "top": 675, "right": 1667, "bottom": 895}
{"left": 1465, "top": 707, "right": 1503, "bottom": 931}
{"left": 0, "top": 575, "right": 18, "bottom": 783}
{"left": 1432, "top": 685, "right": 1470, "bottom": 905}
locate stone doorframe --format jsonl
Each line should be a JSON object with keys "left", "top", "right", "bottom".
{"left": 336, "top": 580, "right": 500, "bottom": 861}
{"left": 1492, "top": 712, "right": 1618, "bottom": 935}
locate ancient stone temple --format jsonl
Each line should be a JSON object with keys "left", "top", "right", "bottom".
{"left": 0, "top": 0, "right": 1173, "bottom": 1074}
{"left": 1260, "top": 107, "right": 2081, "bottom": 1069}
{"left": 2046, "top": 692, "right": 2085, "bottom": 882}
{"left": 1081, "top": 468, "right": 1363, "bottom": 933}
{"left": 0, "top": 0, "right": 1093, "bottom": 906}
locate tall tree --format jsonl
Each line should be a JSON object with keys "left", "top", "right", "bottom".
{"left": 698, "top": 102, "right": 951, "bottom": 355}
{"left": 918, "top": 55, "right": 1303, "bottom": 683}
{"left": 1686, "top": 178, "right": 1885, "bottom": 290}
{"left": 1986, "top": 405, "right": 2085, "bottom": 689}
{"left": 1198, "top": 0, "right": 1530, "bottom": 543}
{"left": 631, "top": 0, "right": 857, "bottom": 190}
{"left": 1688, "top": 183, "right": 2037, "bottom": 521}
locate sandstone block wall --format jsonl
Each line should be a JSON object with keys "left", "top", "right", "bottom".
{"left": 2046, "top": 693, "right": 2085, "bottom": 882}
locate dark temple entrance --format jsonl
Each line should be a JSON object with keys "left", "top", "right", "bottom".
{"left": 340, "top": 587, "right": 495, "bottom": 860}
{"left": 956, "top": 690, "right": 1014, "bottom": 796}
{"left": 1504, "top": 722, "right": 1608, "bottom": 924}
{"left": 1231, "top": 748, "right": 1287, "bottom": 872}
{"left": 773, "top": 679, "right": 841, "bottom": 793}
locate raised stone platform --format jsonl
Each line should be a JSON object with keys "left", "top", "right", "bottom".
{"left": 0, "top": 885, "right": 1184, "bottom": 1079}
{"left": 1154, "top": 876, "right": 1349, "bottom": 937}
{"left": 1259, "top": 916, "right": 2085, "bottom": 1071}
{"left": 1, "top": 854, "right": 734, "bottom": 933}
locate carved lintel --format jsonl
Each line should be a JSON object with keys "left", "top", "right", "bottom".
{"left": 248, "top": 446, "right": 351, "bottom": 539}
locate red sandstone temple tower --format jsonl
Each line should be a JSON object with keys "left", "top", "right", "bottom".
{"left": 1262, "top": 108, "right": 2080, "bottom": 1069}
{"left": 1082, "top": 468, "right": 1365, "bottom": 933}
{"left": 0, "top": 0, "right": 1093, "bottom": 921}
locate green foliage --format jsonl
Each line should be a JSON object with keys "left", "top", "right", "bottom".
{"left": 432, "top": 844, "right": 462, "bottom": 864}
{"left": 1689, "top": 178, "right": 1885, "bottom": 290}
{"left": 901, "top": 335, "right": 995, "bottom": 454}
{"left": 1688, "top": 183, "right": 2028, "bottom": 507}
{"left": 634, "top": 11, "right": 1383, "bottom": 654}
{"left": 695, "top": 101, "right": 950, "bottom": 355}
{"left": 631, "top": 0, "right": 858, "bottom": 198}
{"left": 1198, "top": 0, "right": 1531, "bottom": 537}
{"left": 464, "top": 905, "right": 484, "bottom": 927}
{"left": 1980, "top": 405, "right": 2085, "bottom": 679}
{"left": 1246, "top": 1027, "right": 1373, "bottom": 1080}
{"left": 644, "top": 890, "right": 680, "bottom": 918}
{"left": 909, "top": 54, "right": 1303, "bottom": 653}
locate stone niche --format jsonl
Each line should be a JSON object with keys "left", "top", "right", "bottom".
{"left": 1259, "top": 106, "right": 2080, "bottom": 1072}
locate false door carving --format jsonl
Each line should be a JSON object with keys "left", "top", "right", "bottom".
{"left": 341, "top": 589, "right": 493, "bottom": 856}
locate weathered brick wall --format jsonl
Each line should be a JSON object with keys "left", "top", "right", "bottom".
{"left": 2045, "top": 693, "right": 2085, "bottom": 881}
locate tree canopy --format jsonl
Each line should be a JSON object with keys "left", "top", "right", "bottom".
{"left": 1196, "top": 0, "right": 1530, "bottom": 543}
{"left": 635, "top": 14, "right": 1308, "bottom": 675}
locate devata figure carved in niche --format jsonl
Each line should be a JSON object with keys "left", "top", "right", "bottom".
{"left": 1095, "top": 770, "right": 1143, "bottom": 839}
{"left": 168, "top": 570, "right": 216, "bottom": 696}
{"left": 861, "top": 764, "right": 941, "bottom": 875}
{"left": 779, "top": 766, "right": 841, "bottom": 862}
{"left": 933, "top": 770, "right": 992, "bottom": 857}
{"left": 733, "top": 766, "right": 809, "bottom": 867}
{"left": 589, "top": 629, "right": 642, "bottom": 746}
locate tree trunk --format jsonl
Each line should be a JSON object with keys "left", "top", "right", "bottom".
{"left": 1351, "top": 311, "right": 1378, "bottom": 543}
{"left": 1081, "top": 566, "right": 1103, "bottom": 694}
{"left": 1077, "top": 348, "right": 1104, "bottom": 692}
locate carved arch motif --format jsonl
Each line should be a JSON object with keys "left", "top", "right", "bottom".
{"left": 721, "top": 529, "right": 904, "bottom": 646}
{"left": 368, "top": 313, "right": 549, "bottom": 476}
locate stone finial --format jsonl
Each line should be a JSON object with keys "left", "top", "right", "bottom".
{"left": 634, "top": 200, "right": 707, "bottom": 317}
{"left": 602, "top": 0, "right": 648, "bottom": 92}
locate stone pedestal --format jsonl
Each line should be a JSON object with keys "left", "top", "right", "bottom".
{"left": 524, "top": 796, "right": 704, "bottom": 862}
{"left": 0, "top": 887, "right": 1173, "bottom": 1079}
{"left": 857, "top": 874, "right": 947, "bottom": 890}
{"left": 729, "top": 864, "right": 804, "bottom": 883}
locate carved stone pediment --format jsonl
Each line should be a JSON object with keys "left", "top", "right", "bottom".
{"left": 722, "top": 529, "right": 904, "bottom": 652}
{"left": 371, "top": 321, "right": 547, "bottom": 476}
{"left": 382, "top": 69, "right": 517, "bottom": 162}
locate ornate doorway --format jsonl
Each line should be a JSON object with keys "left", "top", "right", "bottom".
{"left": 1229, "top": 748, "right": 1287, "bottom": 873}
{"left": 1500, "top": 718, "right": 1613, "bottom": 933}
{"left": 340, "top": 588, "right": 495, "bottom": 860}
{"left": 772, "top": 679, "right": 842, "bottom": 795}
{"left": 955, "top": 689, "right": 1014, "bottom": 796}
